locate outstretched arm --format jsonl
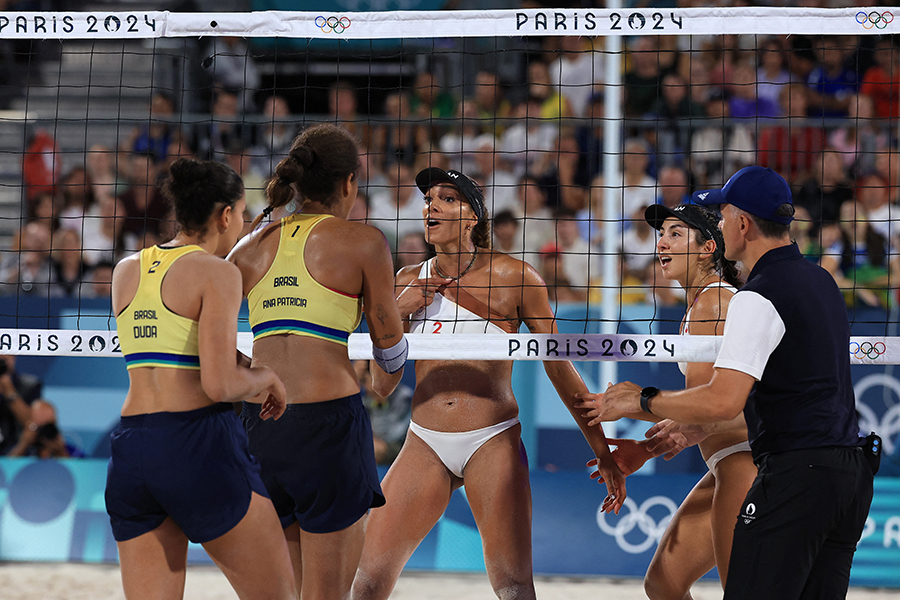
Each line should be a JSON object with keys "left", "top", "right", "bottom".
{"left": 519, "top": 264, "right": 625, "bottom": 514}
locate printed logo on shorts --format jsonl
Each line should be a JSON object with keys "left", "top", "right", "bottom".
{"left": 741, "top": 502, "right": 757, "bottom": 525}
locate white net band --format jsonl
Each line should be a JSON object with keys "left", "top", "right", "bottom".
{"left": 0, "top": 8, "right": 895, "bottom": 40}
{"left": 0, "top": 329, "right": 894, "bottom": 365}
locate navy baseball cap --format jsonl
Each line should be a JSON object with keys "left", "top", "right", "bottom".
{"left": 691, "top": 166, "right": 794, "bottom": 225}
{"left": 416, "top": 167, "right": 486, "bottom": 222}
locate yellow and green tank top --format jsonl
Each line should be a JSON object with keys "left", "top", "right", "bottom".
{"left": 117, "top": 245, "right": 204, "bottom": 370}
{"left": 247, "top": 213, "right": 362, "bottom": 346}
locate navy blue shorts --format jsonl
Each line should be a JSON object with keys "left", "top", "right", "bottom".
{"left": 242, "top": 393, "right": 385, "bottom": 534}
{"left": 105, "top": 403, "right": 269, "bottom": 543}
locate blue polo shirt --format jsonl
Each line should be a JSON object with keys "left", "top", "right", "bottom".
{"left": 714, "top": 244, "right": 861, "bottom": 460}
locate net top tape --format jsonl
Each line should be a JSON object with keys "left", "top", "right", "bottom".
{"left": 0, "top": 330, "right": 894, "bottom": 365}
{"left": 0, "top": 8, "right": 895, "bottom": 40}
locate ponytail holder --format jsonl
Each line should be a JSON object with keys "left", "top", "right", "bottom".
{"left": 262, "top": 205, "right": 274, "bottom": 216}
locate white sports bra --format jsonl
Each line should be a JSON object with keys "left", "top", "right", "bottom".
{"left": 408, "top": 259, "right": 515, "bottom": 335}
{"left": 678, "top": 281, "right": 737, "bottom": 375}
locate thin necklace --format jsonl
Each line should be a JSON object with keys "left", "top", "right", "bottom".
{"left": 433, "top": 247, "right": 479, "bottom": 281}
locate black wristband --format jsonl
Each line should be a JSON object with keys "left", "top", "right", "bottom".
{"left": 640, "top": 386, "right": 660, "bottom": 415}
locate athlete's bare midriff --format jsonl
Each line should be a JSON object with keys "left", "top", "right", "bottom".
{"left": 411, "top": 359, "right": 518, "bottom": 432}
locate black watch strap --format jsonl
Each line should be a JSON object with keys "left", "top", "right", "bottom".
{"left": 640, "top": 386, "right": 660, "bottom": 415}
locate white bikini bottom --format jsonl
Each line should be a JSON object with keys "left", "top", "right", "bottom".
{"left": 705, "top": 440, "right": 752, "bottom": 474}
{"left": 408, "top": 416, "right": 520, "bottom": 478}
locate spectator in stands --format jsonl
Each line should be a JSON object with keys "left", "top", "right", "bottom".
{"left": 704, "top": 35, "right": 742, "bottom": 91}
{"left": 367, "top": 162, "right": 422, "bottom": 249}
{"left": 117, "top": 151, "right": 172, "bottom": 248}
{"left": 50, "top": 227, "right": 89, "bottom": 297}
{"left": 223, "top": 139, "right": 267, "bottom": 222}
{"left": 538, "top": 242, "right": 586, "bottom": 304}
{"left": 821, "top": 200, "right": 896, "bottom": 308}
{"left": 81, "top": 193, "right": 127, "bottom": 267}
{"left": 0, "top": 220, "right": 58, "bottom": 297}
{"left": 793, "top": 148, "right": 854, "bottom": 228}
{"left": 472, "top": 134, "right": 518, "bottom": 216}
{"left": 537, "top": 131, "right": 587, "bottom": 212}
{"left": 329, "top": 81, "right": 368, "bottom": 146}
{"left": 828, "top": 93, "right": 889, "bottom": 178}
{"left": 576, "top": 89, "right": 605, "bottom": 187}
{"left": 860, "top": 36, "right": 900, "bottom": 121}
{"left": 791, "top": 204, "right": 825, "bottom": 262}
{"left": 875, "top": 150, "right": 900, "bottom": 202}
{"left": 549, "top": 35, "right": 605, "bottom": 118}
{"left": 648, "top": 73, "right": 706, "bottom": 168}
{"left": 690, "top": 88, "right": 755, "bottom": 188}
{"left": 788, "top": 36, "right": 818, "bottom": 88}
{"left": 120, "top": 92, "right": 183, "bottom": 166}
{"left": 371, "top": 91, "right": 427, "bottom": 172}
{"left": 655, "top": 165, "right": 690, "bottom": 209}
{"left": 191, "top": 89, "right": 250, "bottom": 163}
{"left": 409, "top": 70, "right": 457, "bottom": 140}
{"left": 22, "top": 128, "right": 61, "bottom": 203}
{"left": 492, "top": 209, "right": 521, "bottom": 257}
{"left": 439, "top": 101, "right": 483, "bottom": 175}
{"left": 26, "top": 191, "right": 59, "bottom": 237}
{"left": 85, "top": 261, "right": 115, "bottom": 298}
{"left": 7, "top": 398, "right": 84, "bottom": 458}
{"left": 857, "top": 172, "right": 900, "bottom": 245}
{"left": 618, "top": 204, "right": 659, "bottom": 304}
{"left": 0, "top": 354, "right": 41, "bottom": 455}
{"left": 554, "top": 212, "right": 599, "bottom": 290}
{"left": 527, "top": 56, "right": 572, "bottom": 120}
{"left": 85, "top": 144, "right": 124, "bottom": 203}
{"left": 624, "top": 37, "right": 663, "bottom": 119}
{"left": 57, "top": 166, "right": 96, "bottom": 237}
{"left": 615, "top": 137, "right": 657, "bottom": 220}
{"left": 514, "top": 174, "right": 556, "bottom": 268}
{"left": 395, "top": 232, "right": 430, "bottom": 272}
{"left": 756, "top": 37, "right": 790, "bottom": 115}
{"left": 202, "top": 36, "right": 260, "bottom": 112}
{"left": 806, "top": 35, "right": 858, "bottom": 119}
{"left": 757, "top": 83, "right": 826, "bottom": 185}
{"left": 254, "top": 95, "right": 297, "bottom": 179}
{"left": 729, "top": 61, "right": 780, "bottom": 120}
{"left": 499, "top": 94, "right": 558, "bottom": 180}
{"left": 354, "top": 360, "right": 413, "bottom": 466}
{"left": 471, "top": 70, "right": 511, "bottom": 136}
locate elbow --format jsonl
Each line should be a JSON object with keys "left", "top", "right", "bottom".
{"left": 709, "top": 401, "right": 744, "bottom": 423}
{"left": 201, "top": 374, "right": 232, "bottom": 404}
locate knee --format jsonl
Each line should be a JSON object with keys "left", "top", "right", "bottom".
{"left": 350, "top": 571, "right": 392, "bottom": 600}
{"left": 643, "top": 568, "right": 686, "bottom": 600}
{"left": 493, "top": 580, "right": 536, "bottom": 600}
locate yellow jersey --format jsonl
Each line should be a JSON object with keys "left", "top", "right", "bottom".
{"left": 247, "top": 213, "right": 362, "bottom": 346}
{"left": 117, "top": 245, "right": 204, "bottom": 370}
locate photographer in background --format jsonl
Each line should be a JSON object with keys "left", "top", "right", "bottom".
{"left": 7, "top": 399, "right": 84, "bottom": 458}
{"left": 0, "top": 354, "right": 43, "bottom": 454}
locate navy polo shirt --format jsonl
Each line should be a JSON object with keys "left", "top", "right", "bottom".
{"left": 714, "top": 244, "right": 861, "bottom": 460}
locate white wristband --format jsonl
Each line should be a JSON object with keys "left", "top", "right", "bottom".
{"left": 372, "top": 336, "right": 408, "bottom": 374}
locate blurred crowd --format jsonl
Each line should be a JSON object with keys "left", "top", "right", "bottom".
{"left": 5, "top": 32, "right": 900, "bottom": 309}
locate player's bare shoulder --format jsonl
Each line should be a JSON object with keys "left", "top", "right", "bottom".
{"left": 396, "top": 262, "right": 425, "bottom": 287}
{"left": 229, "top": 219, "right": 280, "bottom": 264}
{"left": 485, "top": 248, "right": 542, "bottom": 287}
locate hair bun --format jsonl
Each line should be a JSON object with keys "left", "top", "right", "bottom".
{"left": 293, "top": 145, "right": 315, "bottom": 167}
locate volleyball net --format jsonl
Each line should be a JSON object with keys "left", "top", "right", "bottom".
{"left": 0, "top": 6, "right": 900, "bottom": 363}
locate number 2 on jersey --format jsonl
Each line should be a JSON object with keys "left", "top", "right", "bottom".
{"left": 432, "top": 321, "right": 442, "bottom": 334}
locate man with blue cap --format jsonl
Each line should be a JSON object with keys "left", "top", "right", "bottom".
{"left": 580, "top": 166, "right": 876, "bottom": 599}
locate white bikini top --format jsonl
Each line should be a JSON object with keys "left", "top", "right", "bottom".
{"left": 408, "top": 259, "right": 515, "bottom": 335}
{"left": 678, "top": 281, "right": 737, "bottom": 375}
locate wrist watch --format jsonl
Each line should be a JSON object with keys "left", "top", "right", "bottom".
{"left": 640, "top": 386, "right": 660, "bottom": 415}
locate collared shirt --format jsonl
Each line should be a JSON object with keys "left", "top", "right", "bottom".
{"left": 715, "top": 244, "right": 861, "bottom": 460}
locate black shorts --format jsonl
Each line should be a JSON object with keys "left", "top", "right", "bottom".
{"left": 724, "top": 446, "right": 874, "bottom": 600}
{"left": 105, "top": 403, "right": 269, "bottom": 543}
{"left": 242, "top": 394, "right": 385, "bottom": 534}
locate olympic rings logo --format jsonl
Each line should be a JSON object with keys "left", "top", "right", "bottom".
{"left": 856, "top": 11, "right": 893, "bottom": 29}
{"left": 850, "top": 341, "right": 886, "bottom": 360}
{"left": 315, "top": 15, "right": 351, "bottom": 34}
{"left": 596, "top": 495, "right": 678, "bottom": 554}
